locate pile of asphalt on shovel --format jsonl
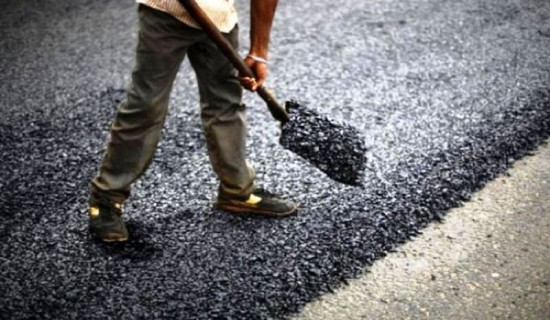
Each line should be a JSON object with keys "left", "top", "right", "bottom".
{"left": 281, "top": 101, "right": 368, "bottom": 186}
{"left": 1, "top": 0, "right": 550, "bottom": 319}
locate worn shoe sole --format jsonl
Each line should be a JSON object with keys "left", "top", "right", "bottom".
{"left": 89, "top": 228, "right": 129, "bottom": 242}
{"left": 215, "top": 202, "right": 298, "bottom": 218}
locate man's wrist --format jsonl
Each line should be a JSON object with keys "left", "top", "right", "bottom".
{"left": 248, "top": 48, "right": 268, "bottom": 59}
{"left": 247, "top": 54, "right": 269, "bottom": 64}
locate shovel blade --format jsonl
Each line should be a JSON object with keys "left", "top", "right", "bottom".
{"left": 280, "top": 101, "right": 367, "bottom": 186}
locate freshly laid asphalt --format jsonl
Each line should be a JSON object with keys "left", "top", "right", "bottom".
{"left": 1, "top": 0, "right": 549, "bottom": 319}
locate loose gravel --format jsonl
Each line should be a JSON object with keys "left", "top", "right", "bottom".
{"left": 281, "top": 100, "right": 368, "bottom": 186}
{"left": 1, "top": 0, "right": 549, "bottom": 319}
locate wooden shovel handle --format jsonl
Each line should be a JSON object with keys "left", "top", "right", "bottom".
{"left": 178, "top": 0, "right": 290, "bottom": 123}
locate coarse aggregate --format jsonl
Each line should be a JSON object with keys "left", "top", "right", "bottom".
{"left": 1, "top": 0, "right": 549, "bottom": 319}
{"left": 281, "top": 101, "right": 368, "bottom": 186}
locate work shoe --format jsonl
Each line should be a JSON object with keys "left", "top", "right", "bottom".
{"left": 89, "top": 201, "right": 129, "bottom": 242}
{"left": 215, "top": 188, "right": 298, "bottom": 217}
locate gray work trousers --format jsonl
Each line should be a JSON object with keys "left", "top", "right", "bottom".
{"left": 90, "top": 5, "right": 256, "bottom": 205}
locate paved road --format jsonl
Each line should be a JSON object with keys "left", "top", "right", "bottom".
{"left": 295, "top": 142, "right": 550, "bottom": 320}
{"left": 1, "top": 0, "right": 549, "bottom": 318}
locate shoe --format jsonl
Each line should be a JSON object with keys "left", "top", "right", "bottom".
{"left": 215, "top": 188, "right": 298, "bottom": 217}
{"left": 89, "top": 201, "right": 129, "bottom": 242}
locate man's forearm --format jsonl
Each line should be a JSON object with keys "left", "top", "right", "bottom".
{"left": 249, "top": 0, "right": 279, "bottom": 59}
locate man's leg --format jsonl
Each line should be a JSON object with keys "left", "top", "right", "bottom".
{"left": 187, "top": 26, "right": 297, "bottom": 217}
{"left": 90, "top": 6, "right": 201, "bottom": 204}
{"left": 88, "top": 5, "right": 202, "bottom": 241}
{"left": 187, "top": 25, "right": 257, "bottom": 200}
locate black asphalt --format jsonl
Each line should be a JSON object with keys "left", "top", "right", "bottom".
{"left": 1, "top": 0, "right": 549, "bottom": 318}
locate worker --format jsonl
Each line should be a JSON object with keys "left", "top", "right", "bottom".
{"left": 88, "top": 0, "right": 298, "bottom": 242}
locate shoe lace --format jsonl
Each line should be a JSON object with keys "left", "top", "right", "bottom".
{"left": 252, "top": 188, "right": 280, "bottom": 198}
{"left": 97, "top": 202, "right": 122, "bottom": 216}
{"left": 110, "top": 204, "right": 122, "bottom": 216}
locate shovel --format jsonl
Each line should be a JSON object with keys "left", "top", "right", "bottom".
{"left": 178, "top": 0, "right": 367, "bottom": 186}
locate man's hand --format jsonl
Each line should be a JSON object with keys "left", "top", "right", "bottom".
{"left": 239, "top": 56, "right": 268, "bottom": 91}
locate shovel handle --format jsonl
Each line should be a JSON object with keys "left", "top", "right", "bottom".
{"left": 178, "top": 0, "right": 290, "bottom": 123}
